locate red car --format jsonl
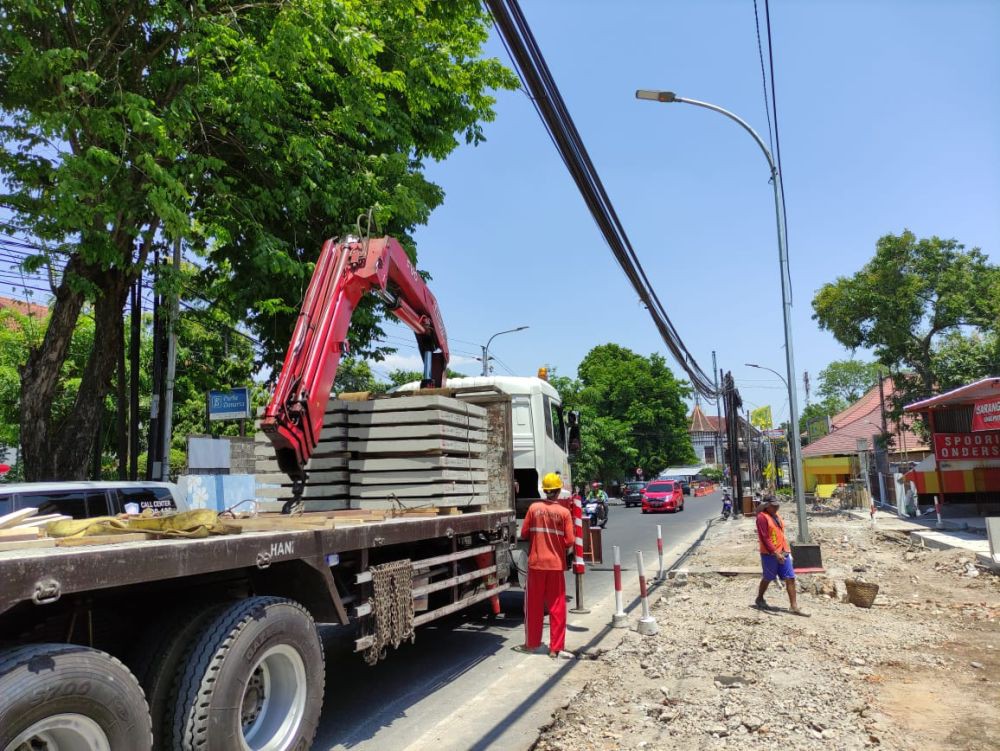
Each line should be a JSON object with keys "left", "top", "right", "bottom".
{"left": 641, "top": 480, "right": 684, "bottom": 513}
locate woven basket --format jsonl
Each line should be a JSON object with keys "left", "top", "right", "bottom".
{"left": 845, "top": 579, "right": 879, "bottom": 609}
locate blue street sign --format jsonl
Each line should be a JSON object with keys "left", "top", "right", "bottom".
{"left": 207, "top": 387, "right": 251, "bottom": 421}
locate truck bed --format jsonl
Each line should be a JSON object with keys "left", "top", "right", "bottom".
{"left": 0, "top": 509, "right": 513, "bottom": 618}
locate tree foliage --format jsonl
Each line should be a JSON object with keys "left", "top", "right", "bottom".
{"left": 816, "top": 359, "right": 881, "bottom": 405}
{"left": 813, "top": 232, "right": 999, "bottom": 411}
{"left": 0, "top": 0, "right": 516, "bottom": 479}
{"left": 549, "top": 345, "right": 696, "bottom": 485}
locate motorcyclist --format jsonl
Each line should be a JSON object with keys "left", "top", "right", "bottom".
{"left": 721, "top": 489, "right": 733, "bottom": 519}
{"left": 586, "top": 482, "right": 609, "bottom": 526}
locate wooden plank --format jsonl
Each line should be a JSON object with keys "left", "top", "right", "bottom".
{"left": 0, "top": 538, "right": 57, "bottom": 553}
{"left": 0, "top": 529, "right": 41, "bottom": 542}
{"left": 352, "top": 469, "right": 489, "bottom": 485}
{"left": 349, "top": 456, "right": 487, "bottom": 472}
{"left": 347, "top": 410, "right": 486, "bottom": 430}
{"left": 349, "top": 425, "right": 487, "bottom": 442}
{"left": 347, "top": 395, "right": 487, "bottom": 418}
{"left": 347, "top": 438, "right": 486, "bottom": 456}
{"left": 0, "top": 508, "right": 39, "bottom": 530}
{"left": 55, "top": 533, "right": 152, "bottom": 547}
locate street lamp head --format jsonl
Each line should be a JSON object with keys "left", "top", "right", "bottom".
{"left": 745, "top": 363, "right": 760, "bottom": 368}
{"left": 635, "top": 89, "right": 677, "bottom": 103}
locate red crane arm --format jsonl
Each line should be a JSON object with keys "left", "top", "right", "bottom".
{"left": 261, "top": 236, "right": 449, "bottom": 484}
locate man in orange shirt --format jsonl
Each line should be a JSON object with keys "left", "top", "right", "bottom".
{"left": 755, "top": 496, "right": 809, "bottom": 616}
{"left": 516, "top": 472, "right": 575, "bottom": 657}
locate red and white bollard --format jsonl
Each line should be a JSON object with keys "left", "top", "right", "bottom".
{"left": 870, "top": 501, "right": 877, "bottom": 528}
{"left": 655, "top": 525, "right": 665, "bottom": 581}
{"left": 934, "top": 495, "right": 943, "bottom": 529}
{"left": 635, "top": 550, "right": 659, "bottom": 636}
{"left": 612, "top": 546, "right": 627, "bottom": 628}
{"left": 569, "top": 495, "right": 590, "bottom": 614}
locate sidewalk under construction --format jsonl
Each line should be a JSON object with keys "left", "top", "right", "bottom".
{"left": 532, "top": 509, "right": 1000, "bottom": 751}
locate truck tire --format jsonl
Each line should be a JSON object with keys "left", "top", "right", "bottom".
{"left": 0, "top": 643, "right": 152, "bottom": 751}
{"left": 169, "top": 596, "right": 324, "bottom": 751}
{"left": 128, "top": 603, "right": 227, "bottom": 749}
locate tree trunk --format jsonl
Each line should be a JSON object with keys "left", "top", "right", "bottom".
{"left": 19, "top": 256, "right": 87, "bottom": 481}
{"left": 19, "top": 258, "right": 132, "bottom": 481}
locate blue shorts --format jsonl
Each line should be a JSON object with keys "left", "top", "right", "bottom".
{"left": 761, "top": 553, "right": 795, "bottom": 581}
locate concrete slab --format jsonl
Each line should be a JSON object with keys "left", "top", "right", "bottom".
{"left": 350, "top": 482, "right": 487, "bottom": 499}
{"left": 347, "top": 395, "right": 487, "bottom": 418}
{"left": 256, "top": 456, "right": 349, "bottom": 473}
{"left": 352, "top": 469, "right": 489, "bottom": 485}
{"left": 257, "top": 484, "right": 349, "bottom": 500}
{"left": 257, "top": 471, "right": 349, "bottom": 485}
{"left": 349, "top": 425, "right": 486, "bottom": 442}
{"left": 346, "top": 438, "right": 486, "bottom": 455}
{"left": 347, "top": 410, "right": 485, "bottom": 430}
{"left": 348, "top": 457, "right": 487, "bottom": 472}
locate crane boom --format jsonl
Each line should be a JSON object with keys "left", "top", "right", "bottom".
{"left": 261, "top": 236, "right": 449, "bottom": 507}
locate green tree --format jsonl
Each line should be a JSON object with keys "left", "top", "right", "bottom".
{"left": 333, "top": 359, "right": 384, "bottom": 395}
{"left": 931, "top": 330, "right": 1000, "bottom": 393}
{"left": 816, "top": 360, "right": 882, "bottom": 405}
{"left": 567, "top": 344, "right": 696, "bottom": 484}
{"left": 1, "top": 0, "right": 516, "bottom": 480}
{"left": 813, "top": 231, "right": 999, "bottom": 410}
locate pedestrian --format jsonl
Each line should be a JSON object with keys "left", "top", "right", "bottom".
{"left": 755, "top": 495, "right": 809, "bottom": 616}
{"left": 515, "top": 472, "right": 575, "bottom": 657}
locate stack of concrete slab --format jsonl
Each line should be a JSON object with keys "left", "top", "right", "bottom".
{"left": 346, "top": 395, "right": 489, "bottom": 510}
{"left": 254, "top": 400, "right": 350, "bottom": 511}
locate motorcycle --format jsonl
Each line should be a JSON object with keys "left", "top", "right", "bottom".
{"left": 721, "top": 494, "right": 733, "bottom": 520}
{"left": 584, "top": 498, "right": 608, "bottom": 528}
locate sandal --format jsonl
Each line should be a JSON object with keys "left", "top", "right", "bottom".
{"left": 511, "top": 644, "right": 534, "bottom": 654}
{"left": 754, "top": 598, "right": 770, "bottom": 610}
{"left": 789, "top": 608, "right": 811, "bottom": 617}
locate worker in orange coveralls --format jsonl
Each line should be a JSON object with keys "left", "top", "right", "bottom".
{"left": 514, "top": 472, "right": 575, "bottom": 657}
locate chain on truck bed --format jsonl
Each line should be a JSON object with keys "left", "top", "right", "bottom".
{"left": 363, "top": 559, "right": 416, "bottom": 665}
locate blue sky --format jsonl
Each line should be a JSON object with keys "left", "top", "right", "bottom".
{"left": 377, "top": 0, "right": 1000, "bottom": 425}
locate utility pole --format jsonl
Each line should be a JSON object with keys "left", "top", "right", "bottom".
{"left": 146, "top": 252, "right": 163, "bottom": 481}
{"left": 129, "top": 275, "right": 141, "bottom": 481}
{"left": 116, "top": 323, "right": 127, "bottom": 480}
{"left": 159, "top": 238, "right": 181, "bottom": 481}
{"left": 712, "top": 352, "right": 722, "bottom": 466}
{"left": 804, "top": 371, "right": 811, "bottom": 406}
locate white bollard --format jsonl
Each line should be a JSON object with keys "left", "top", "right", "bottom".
{"left": 935, "top": 495, "right": 943, "bottom": 529}
{"left": 612, "top": 546, "right": 627, "bottom": 628}
{"left": 656, "top": 525, "right": 665, "bottom": 581}
{"left": 635, "top": 550, "right": 659, "bottom": 636}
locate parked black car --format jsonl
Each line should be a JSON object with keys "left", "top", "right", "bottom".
{"left": 622, "top": 480, "right": 646, "bottom": 508}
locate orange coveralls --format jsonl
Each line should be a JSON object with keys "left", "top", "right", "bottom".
{"left": 520, "top": 500, "right": 575, "bottom": 652}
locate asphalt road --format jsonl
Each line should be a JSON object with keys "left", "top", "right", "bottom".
{"left": 313, "top": 490, "right": 724, "bottom": 751}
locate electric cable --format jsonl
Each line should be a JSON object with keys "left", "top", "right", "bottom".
{"left": 484, "top": 0, "right": 718, "bottom": 398}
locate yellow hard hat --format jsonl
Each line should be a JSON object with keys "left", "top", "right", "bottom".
{"left": 541, "top": 472, "right": 563, "bottom": 492}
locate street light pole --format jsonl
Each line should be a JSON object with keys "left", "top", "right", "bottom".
{"left": 636, "top": 87, "right": 808, "bottom": 543}
{"left": 481, "top": 326, "right": 529, "bottom": 377}
{"left": 746, "top": 361, "right": 807, "bottom": 541}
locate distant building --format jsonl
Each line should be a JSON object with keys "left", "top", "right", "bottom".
{"left": 688, "top": 404, "right": 725, "bottom": 465}
{"left": 801, "top": 378, "right": 928, "bottom": 492}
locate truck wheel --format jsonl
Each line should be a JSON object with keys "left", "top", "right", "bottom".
{"left": 0, "top": 643, "right": 152, "bottom": 751}
{"left": 170, "top": 596, "right": 324, "bottom": 751}
{"left": 129, "top": 603, "right": 227, "bottom": 749}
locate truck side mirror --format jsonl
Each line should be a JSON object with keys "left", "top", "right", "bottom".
{"left": 567, "top": 410, "right": 581, "bottom": 455}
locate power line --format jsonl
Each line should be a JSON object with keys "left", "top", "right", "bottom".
{"left": 763, "top": 0, "right": 793, "bottom": 305}
{"left": 483, "top": 0, "right": 718, "bottom": 399}
{"left": 751, "top": 0, "right": 775, "bottom": 157}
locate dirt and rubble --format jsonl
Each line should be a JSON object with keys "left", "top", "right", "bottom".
{"left": 535, "top": 510, "right": 1000, "bottom": 751}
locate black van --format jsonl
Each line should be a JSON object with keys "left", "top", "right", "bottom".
{"left": 0, "top": 481, "right": 185, "bottom": 520}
